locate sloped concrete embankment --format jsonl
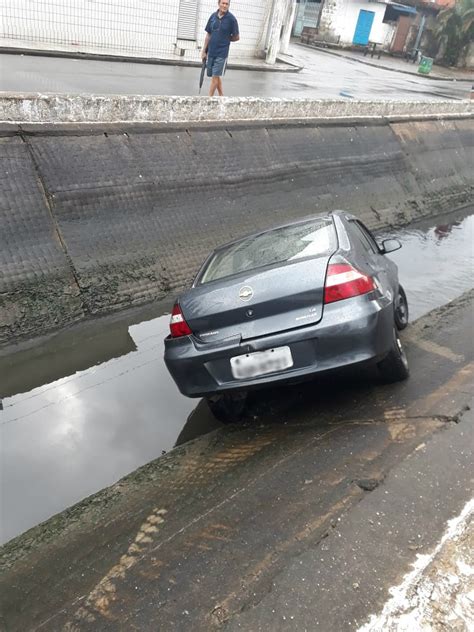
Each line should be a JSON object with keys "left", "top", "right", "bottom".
{"left": 0, "top": 96, "right": 472, "bottom": 344}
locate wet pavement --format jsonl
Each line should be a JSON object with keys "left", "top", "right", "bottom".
{"left": 0, "top": 207, "right": 472, "bottom": 545}
{"left": 0, "top": 44, "right": 471, "bottom": 100}
{"left": 359, "top": 497, "right": 474, "bottom": 631}
{"left": 300, "top": 44, "right": 474, "bottom": 82}
{"left": 1, "top": 286, "right": 472, "bottom": 631}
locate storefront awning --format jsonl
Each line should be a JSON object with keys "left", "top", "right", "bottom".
{"left": 388, "top": 2, "right": 417, "bottom": 14}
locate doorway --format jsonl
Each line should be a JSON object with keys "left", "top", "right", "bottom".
{"left": 353, "top": 10, "right": 375, "bottom": 46}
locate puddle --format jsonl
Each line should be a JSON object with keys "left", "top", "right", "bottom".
{"left": 381, "top": 209, "right": 474, "bottom": 321}
{"left": 0, "top": 208, "right": 472, "bottom": 544}
{"left": 0, "top": 310, "right": 221, "bottom": 544}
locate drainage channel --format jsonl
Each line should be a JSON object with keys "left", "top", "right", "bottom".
{"left": 0, "top": 207, "right": 472, "bottom": 545}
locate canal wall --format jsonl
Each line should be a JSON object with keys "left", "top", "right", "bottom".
{"left": 0, "top": 95, "right": 473, "bottom": 344}
{"left": 1, "top": 94, "right": 473, "bottom": 125}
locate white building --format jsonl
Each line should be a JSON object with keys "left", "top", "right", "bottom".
{"left": 319, "top": 0, "right": 417, "bottom": 49}
{"left": 298, "top": 0, "right": 421, "bottom": 53}
{"left": 0, "top": 0, "right": 296, "bottom": 64}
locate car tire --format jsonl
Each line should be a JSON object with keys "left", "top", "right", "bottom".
{"left": 377, "top": 327, "right": 409, "bottom": 383}
{"left": 394, "top": 284, "right": 409, "bottom": 330}
{"left": 206, "top": 393, "right": 247, "bottom": 424}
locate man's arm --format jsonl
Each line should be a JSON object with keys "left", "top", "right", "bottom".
{"left": 230, "top": 17, "right": 239, "bottom": 42}
{"left": 202, "top": 32, "right": 210, "bottom": 59}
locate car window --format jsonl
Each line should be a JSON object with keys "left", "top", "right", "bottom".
{"left": 199, "top": 218, "right": 337, "bottom": 284}
{"left": 356, "top": 221, "right": 380, "bottom": 253}
{"left": 348, "top": 220, "right": 377, "bottom": 255}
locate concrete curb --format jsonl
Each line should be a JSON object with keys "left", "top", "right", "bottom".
{"left": 296, "top": 43, "right": 474, "bottom": 83}
{"left": 0, "top": 93, "right": 472, "bottom": 125}
{"left": 0, "top": 46, "right": 302, "bottom": 73}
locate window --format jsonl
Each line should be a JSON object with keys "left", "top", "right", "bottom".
{"left": 355, "top": 221, "right": 380, "bottom": 252}
{"left": 347, "top": 221, "right": 377, "bottom": 255}
{"left": 199, "top": 218, "right": 337, "bottom": 284}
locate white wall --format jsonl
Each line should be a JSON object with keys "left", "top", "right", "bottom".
{"left": 196, "top": 0, "right": 273, "bottom": 60}
{"left": 0, "top": 0, "right": 180, "bottom": 58}
{"left": 336, "top": 0, "right": 394, "bottom": 46}
{"left": 0, "top": 0, "right": 273, "bottom": 60}
{"left": 321, "top": 0, "right": 395, "bottom": 47}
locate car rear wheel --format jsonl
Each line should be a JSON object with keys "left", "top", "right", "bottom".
{"left": 378, "top": 327, "right": 409, "bottom": 383}
{"left": 206, "top": 392, "right": 247, "bottom": 424}
{"left": 394, "top": 285, "right": 409, "bottom": 330}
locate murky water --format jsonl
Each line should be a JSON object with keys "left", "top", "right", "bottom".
{"left": 0, "top": 208, "right": 472, "bottom": 544}
{"left": 381, "top": 211, "right": 474, "bottom": 321}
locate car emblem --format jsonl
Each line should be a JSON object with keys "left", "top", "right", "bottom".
{"left": 239, "top": 286, "right": 253, "bottom": 301}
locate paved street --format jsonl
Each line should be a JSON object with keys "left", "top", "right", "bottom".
{"left": 1, "top": 44, "right": 471, "bottom": 100}
{"left": 298, "top": 43, "right": 474, "bottom": 81}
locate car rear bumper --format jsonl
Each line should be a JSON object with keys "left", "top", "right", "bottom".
{"left": 164, "top": 294, "right": 394, "bottom": 398}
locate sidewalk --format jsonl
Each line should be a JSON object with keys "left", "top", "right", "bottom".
{"left": 0, "top": 45, "right": 302, "bottom": 73}
{"left": 297, "top": 42, "right": 474, "bottom": 82}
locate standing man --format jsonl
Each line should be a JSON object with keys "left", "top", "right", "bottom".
{"left": 202, "top": 0, "right": 239, "bottom": 97}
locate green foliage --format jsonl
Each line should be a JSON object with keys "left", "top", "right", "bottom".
{"left": 434, "top": 0, "right": 474, "bottom": 65}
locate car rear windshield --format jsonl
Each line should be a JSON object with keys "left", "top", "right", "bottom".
{"left": 199, "top": 217, "right": 336, "bottom": 284}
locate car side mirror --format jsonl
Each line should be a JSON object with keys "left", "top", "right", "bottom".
{"left": 381, "top": 238, "right": 402, "bottom": 254}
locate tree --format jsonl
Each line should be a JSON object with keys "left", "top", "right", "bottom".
{"left": 434, "top": 0, "right": 474, "bottom": 65}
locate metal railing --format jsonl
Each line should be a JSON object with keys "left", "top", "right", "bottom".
{"left": 0, "top": 0, "right": 273, "bottom": 61}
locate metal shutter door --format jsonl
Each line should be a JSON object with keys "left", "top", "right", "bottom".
{"left": 177, "top": 0, "right": 198, "bottom": 41}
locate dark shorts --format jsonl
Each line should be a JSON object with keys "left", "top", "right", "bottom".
{"left": 207, "top": 56, "right": 227, "bottom": 77}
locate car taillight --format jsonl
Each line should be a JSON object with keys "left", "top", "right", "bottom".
{"left": 169, "top": 303, "right": 192, "bottom": 338}
{"left": 324, "top": 263, "right": 376, "bottom": 304}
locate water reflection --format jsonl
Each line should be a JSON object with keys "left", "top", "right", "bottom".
{"left": 1, "top": 321, "right": 136, "bottom": 399}
{"left": 0, "top": 311, "right": 216, "bottom": 544}
{"left": 433, "top": 220, "right": 462, "bottom": 241}
{"left": 381, "top": 212, "right": 473, "bottom": 321}
{"left": 0, "top": 210, "right": 472, "bottom": 544}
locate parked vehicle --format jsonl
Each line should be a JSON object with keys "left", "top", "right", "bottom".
{"left": 164, "top": 211, "right": 409, "bottom": 420}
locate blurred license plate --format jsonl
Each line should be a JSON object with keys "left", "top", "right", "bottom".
{"left": 230, "top": 346, "right": 293, "bottom": 379}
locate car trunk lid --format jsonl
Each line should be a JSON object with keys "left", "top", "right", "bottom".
{"left": 180, "top": 256, "right": 330, "bottom": 343}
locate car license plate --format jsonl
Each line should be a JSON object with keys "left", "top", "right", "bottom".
{"left": 230, "top": 346, "right": 293, "bottom": 379}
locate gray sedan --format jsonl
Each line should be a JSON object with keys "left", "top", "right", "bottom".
{"left": 164, "top": 211, "right": 409, "bottom": 420}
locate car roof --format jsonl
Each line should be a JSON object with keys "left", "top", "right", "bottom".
{"left": 210, "top": 210, "right": 351, "bottom": 255}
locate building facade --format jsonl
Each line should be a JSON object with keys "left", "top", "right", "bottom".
{"left": 302, "top": 0, "right": 455, "bottom": 55}
{"left": 0, "top": 0, "right": 296, "bottom": 64}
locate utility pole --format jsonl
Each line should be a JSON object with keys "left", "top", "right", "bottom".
{"left": 316, "top": 0, "right": 327, "bottom": 30}
{"left": 414, "top": 13, "right": 426, "bottom": 53}
{"left": 265, "top": 0, "right": 288, "bottom": 64}
{"left": 280, "top": 1, "right": 297, "bottom": 55}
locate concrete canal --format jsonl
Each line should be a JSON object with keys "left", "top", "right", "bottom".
{"left": 1, "top": 206, "right": 472, "bottom": 545}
